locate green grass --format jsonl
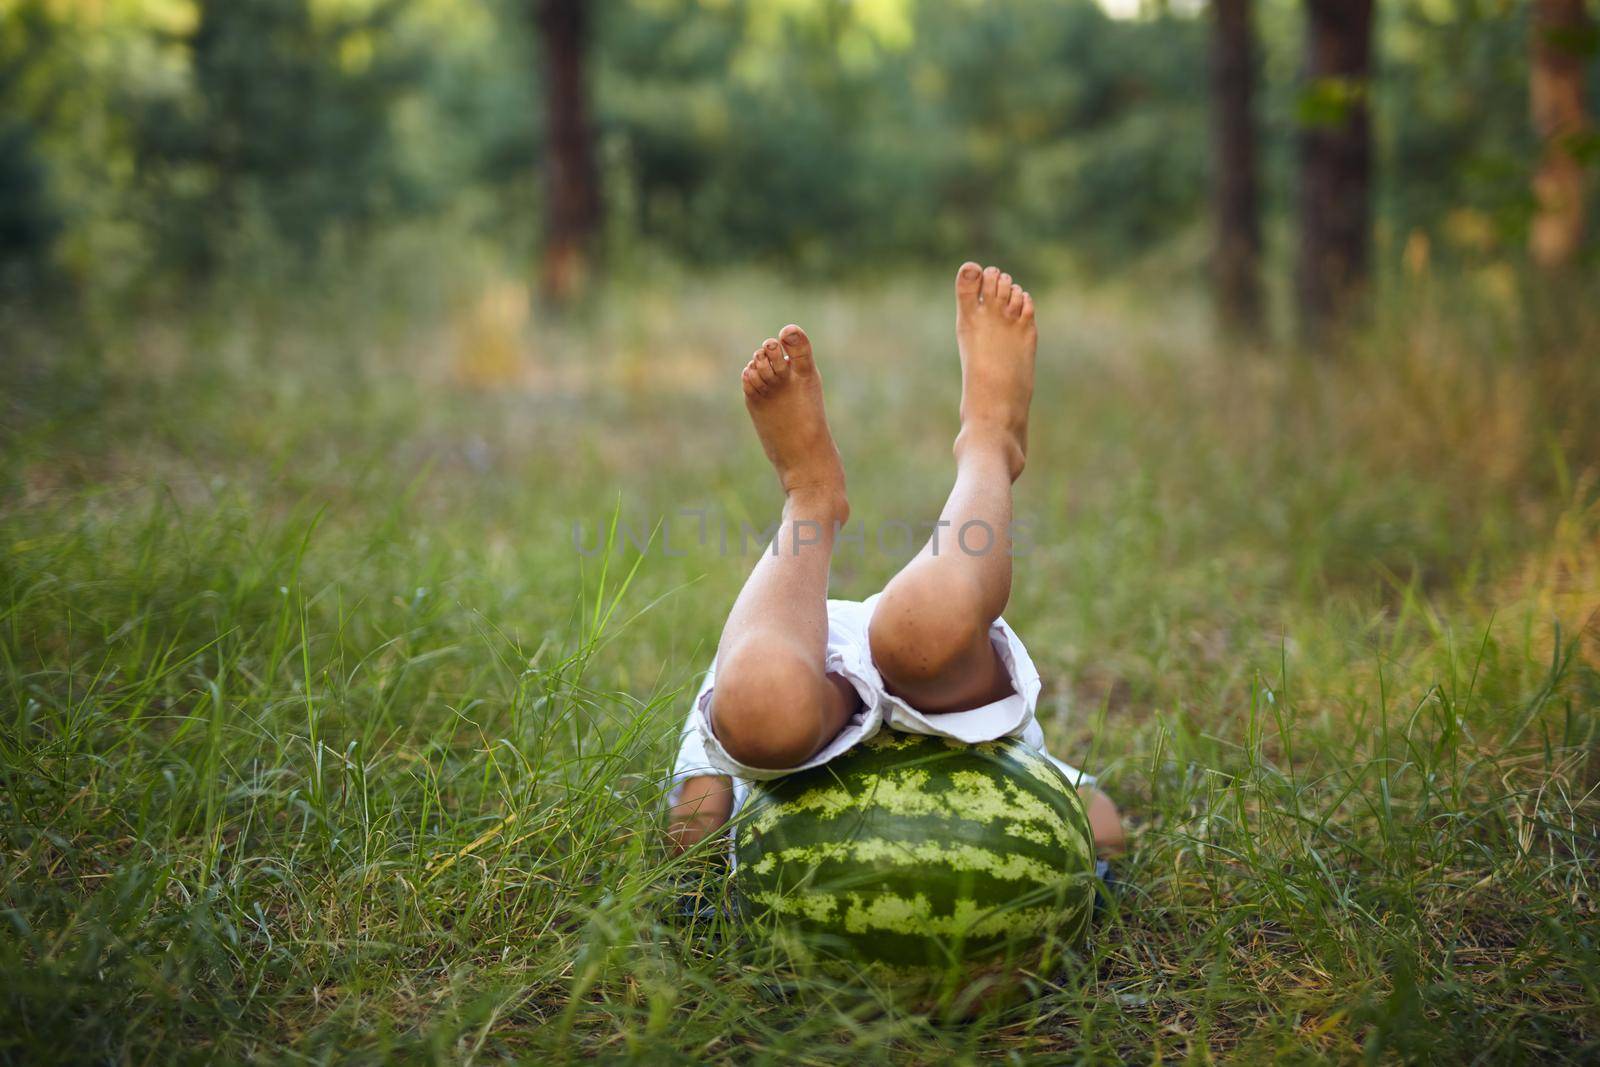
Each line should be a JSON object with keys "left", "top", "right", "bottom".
{"left": 2, "top": 264, "right": 1598, "bottom": 1063}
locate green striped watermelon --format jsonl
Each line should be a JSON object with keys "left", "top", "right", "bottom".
{"left": 733, "top": 730, "right": 1096, "bottom": 989}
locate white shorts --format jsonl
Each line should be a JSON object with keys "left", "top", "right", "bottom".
{"left": 668, "top": 593, "right": 1092, "bottom": 819}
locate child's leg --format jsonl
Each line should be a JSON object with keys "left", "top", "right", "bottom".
{"left": 869, "top": 266, "right": 1127, "bottom": 858}
{"left": 707, "top": 327, "right": 858, "bottom": 772}
{"left": 868, "top": 263, "right": 1036, "bottom": 713}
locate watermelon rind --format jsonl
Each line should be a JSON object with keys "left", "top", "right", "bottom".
{"left": 732, "top": 731, "right": 1097, "bottom": 998}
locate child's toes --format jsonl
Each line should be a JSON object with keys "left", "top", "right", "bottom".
{"left": 751, "top": 349, "right": 777, "bottom": 390}
{"left": 1006, "top": 284, "right": 1026, "bottom": 318}
{"left": 954, "top": 261, "right": 983, "bottom": 314}
{"left": 754, "top": 344, "right": 780, "bottom": 386}
{"left": 981, "top": 265, "right": 1001, "bottom": 303}
{"left": 761, "top": 338, "right": 790, "bottom": 378}
{"left": 779, "top": 325, "right": 814, "bottom": 373}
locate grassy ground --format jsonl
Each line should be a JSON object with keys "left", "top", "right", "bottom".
{"left": 2, "top": 263, "right": 1598, "bottom": 1063}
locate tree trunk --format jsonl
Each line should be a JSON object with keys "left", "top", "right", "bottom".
{"left": 1529, "top": 0, "right": 1593, "bottom": 271}
{"left": 1211, "top": 0, "right": 1264, "bottom": 341}
{"left": 535, "top": 0, "right": 600, "bottom": 304}
{"left": 1296, "top": 0, "right": 1374, "bottom": 348}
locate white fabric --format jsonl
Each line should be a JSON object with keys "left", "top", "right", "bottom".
{"left": 668, "top": 593, "right": 1093, "bottom": 819}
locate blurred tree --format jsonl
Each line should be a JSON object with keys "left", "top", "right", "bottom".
{"left": 137, "top": 0, "right": 421, "bottom": 275}
{"left": 599, "top": 0, "right": 1206, "bottom": 273}
{"left": 535, "top": 0, "right": 601, "bottom": 304}
{"left": 0, "top": 2, "right": 62, "bottom": 296}
{"left": 10, "top": 0, "right": 1592, "bottom": 305}
{"left": 1529, "top": 0, "right": 1595, "bottom": 270}
{"left": 1296, "top": 0, "right": 1372, "bottom": 346}
{"left": 1211, "top": 0, "right": 1263, "bottom": 340}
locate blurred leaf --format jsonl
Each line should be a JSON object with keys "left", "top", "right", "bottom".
{"left": 1295, "top": 76, "right": 1367, "bottom": 129}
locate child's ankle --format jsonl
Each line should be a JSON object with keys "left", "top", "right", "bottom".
{"left": 954, "top": 425, "right": 1025, "bottom": 482}
{"left": 784, "top": 484, "right": 850, "bottom": 525}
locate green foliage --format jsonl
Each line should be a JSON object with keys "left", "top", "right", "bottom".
{"left": 132, "top": 0, "right": 427, "bottom": 273}
{"left": 0, "top": 3, "right": 64, "bottom": 295}
{"left": 1295, "top": 76, "right": 1367, "bottom": 128}
{"left": 2, "top": 0, "right": 1598, "bottom": 292}
{"left": 600, "top": 0, "right": 1207, "bottom": 271}
{"left": 1376, "top": 0, "right": 1540, "bottom": 256}
{"left": 0, "top": 120, "right": 59, "bottom": 295}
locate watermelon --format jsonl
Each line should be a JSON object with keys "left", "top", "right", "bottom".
{"left": 732, "top": 730, "right": 1096, "bottom": 990}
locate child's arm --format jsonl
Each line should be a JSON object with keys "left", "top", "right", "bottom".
{"left": 667, "top": 774, "right": 734, "bottom": 853}
{"left": 665, "top": 677, "right": 736, "bottom": 852}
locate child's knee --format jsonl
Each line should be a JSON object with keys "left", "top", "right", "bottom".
{"left": 867, "top": 582, "right": 988, "bottom": 691}
{"left": 709, "top": 647, "right": 827, "bottom": 770}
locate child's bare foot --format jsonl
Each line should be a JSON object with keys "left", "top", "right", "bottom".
{"left": 741, "top": 325, "right": 848, "bottom": 520}
{"left": 953, "top": 262, "right": 1036, "bottom": 481}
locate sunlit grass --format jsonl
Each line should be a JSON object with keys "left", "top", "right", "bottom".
{"left": 2, "top": 263, "right": 1597, "bottom": 1061}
